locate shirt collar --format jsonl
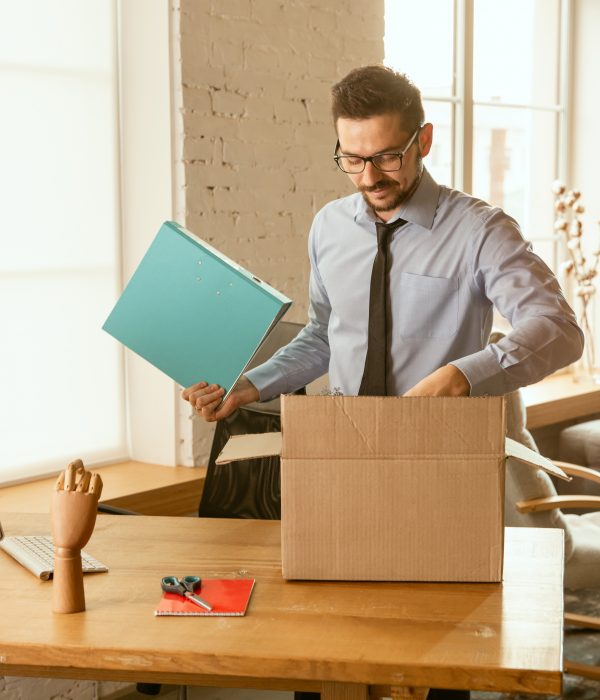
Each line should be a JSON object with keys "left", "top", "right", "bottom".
{"left": 353, "top": 167, "right": 440, "bottom": 231}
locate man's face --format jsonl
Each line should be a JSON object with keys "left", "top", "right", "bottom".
{"left": 336, "top": 113, "right": 433, "bottom": 220}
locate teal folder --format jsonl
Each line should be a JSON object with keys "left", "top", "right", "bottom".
{"left": 102, "top": 221, "right": 292, "bottom": 396}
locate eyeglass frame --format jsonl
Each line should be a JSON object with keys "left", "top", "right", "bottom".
{"left": 333, "top": 126, "right": 421, "bottom": 174}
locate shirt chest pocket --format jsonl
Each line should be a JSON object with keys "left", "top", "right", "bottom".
{"left": 398, "top": 272, "right": 459, "bottom": 339}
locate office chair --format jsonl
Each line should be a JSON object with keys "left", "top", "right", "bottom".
{"left": 503, "top": 379, "right": 600, "bottom": 680}
{"left": 198, "top": 319, "right": 306, "bottom": 519}
{"left": 97, "top": 503, "right": 137, "bottom": 515}
{"left": 555, "top": 419, "right": 600, "bottom": 512}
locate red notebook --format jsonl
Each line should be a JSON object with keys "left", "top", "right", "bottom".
{"left": 154, "top": 578, "right": 255, "bottom": 616}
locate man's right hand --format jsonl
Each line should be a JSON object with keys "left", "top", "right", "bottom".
{"left": 181, "top": 375, "right": 260, "bottom": 422}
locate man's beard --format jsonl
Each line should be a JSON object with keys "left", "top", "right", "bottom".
{"left": 360, "top": 155, "right": 423, "bottom": 213}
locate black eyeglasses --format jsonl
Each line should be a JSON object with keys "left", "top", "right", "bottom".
{"left": 333, "top": 127, "right": 420, "bottom": 174}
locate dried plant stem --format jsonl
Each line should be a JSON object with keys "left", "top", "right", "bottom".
{"left": 580, "top": 300, "right": 596, "bottom": 372}
{"left": 553, "top": 180, "right": 600, "bottom": 376}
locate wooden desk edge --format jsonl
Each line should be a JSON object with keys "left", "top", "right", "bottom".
{"left": 0, "top": 461, "right": 207, "bottom": 516}
{"left": 0, "top": 662, "right": 561, "bottom": 696}
{"left": 0, "top": 665, "right": 321, "bottom": 692}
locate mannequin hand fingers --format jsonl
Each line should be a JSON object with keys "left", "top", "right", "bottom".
{"left": 64, "top": 463, "right": 77, "bottom": 491}
{"left": 76, "top": 471, "right": 91, "bottom": 492}
{"left": 89, "top": 473, "right": 103, "bottom": 499}
{"left": 55, "top": 472, "right": 65, "bottom": 491}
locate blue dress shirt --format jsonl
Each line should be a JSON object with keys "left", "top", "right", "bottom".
{"left": 246, "top": 169, "right": 583, "bottom": 398}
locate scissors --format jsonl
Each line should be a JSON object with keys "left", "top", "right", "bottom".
{"left": 161, "top": 575, "right": 213, "bottom": 611}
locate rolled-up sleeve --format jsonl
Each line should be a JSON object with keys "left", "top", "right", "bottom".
{"left": 450, "top": 210, "right": 584, "bottom": 395}
{"left": 245, "top": 221, "right": 331, "bottom": 400}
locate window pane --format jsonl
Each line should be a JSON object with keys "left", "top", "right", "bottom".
{"left": 0, "top": 0, "right": 111, "bottom": 71}
{"left": 0, "top": 0, "right": 125, "bottom": 481}
{"left": 474, "top": 0, "right": 561, "bottom": 105}
{"left": 424, "top": 100, "right": 453, "bottom": 187}
{"left": 385, "top": 0, "right": 454, "bottom": 98}
{"left": 0, "top": 272, "right": 125, "bottom": 474}
{"left": 0, "top": 70, "right": 117, "bottom": 270}
{"left": 472, "top": 106, "right": 557, "bottom": 252}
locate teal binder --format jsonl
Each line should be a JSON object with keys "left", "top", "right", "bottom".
{"left": 102, "top": 221, "right": 292, "bottom": 396}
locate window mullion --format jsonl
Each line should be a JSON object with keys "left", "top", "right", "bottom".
{"left": 555, "top": 0, "right": 573, "bottom": 274}
{"left": 454, "top": 0, "right": 474, "bottom": 193}
{"left": 558, "top": 0, "right": 572, "bottom": 185}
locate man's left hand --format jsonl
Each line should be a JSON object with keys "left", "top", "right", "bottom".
{"left": 403, "top": 364, "right": 470, "bottom": 397}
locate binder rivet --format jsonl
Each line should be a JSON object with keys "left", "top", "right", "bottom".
{"left": 216, "top": 291, "right": 221, "bottom": 295}
{"left": 196, "top": 277, "right": 202, "bottom": 282}
{"left": 197, "top": 260, "right": 202, "bottom": 265}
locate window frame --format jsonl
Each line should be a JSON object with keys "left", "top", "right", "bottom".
{"left": 0, "top": 0, "right": 187, "bottom": 487}
{"left": 116, "top": 0, "right": 188, "bottom": 469}
{"left": 416, "top": 0, "right": 573, "bottom": 271}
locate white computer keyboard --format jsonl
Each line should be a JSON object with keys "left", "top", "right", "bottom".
{"left": 0, "top": 534, "right": 108, "bottom": 581}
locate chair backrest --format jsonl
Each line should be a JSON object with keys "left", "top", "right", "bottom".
{"left": 246, "top": 320, "right": 305, "bottom": 370}
{"left": 487, "top": 331, "right": 573, "bottom": 556}
{"left": 198, "top": 320, "right": 306, "bottom": 519}
{"left": 243, "top": 320, "right": 306, "bottom": 415}
{"left": 503, "top": 385, "right": 574, "bottom": 559}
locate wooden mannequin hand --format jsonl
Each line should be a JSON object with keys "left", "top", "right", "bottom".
{"left": 50, "top": 459, "right": 103, "bottom": 614}
{"left": 51, "top": 460, "right": 103, "bottom": 552}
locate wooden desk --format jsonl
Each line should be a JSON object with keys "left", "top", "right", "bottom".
{"left": 0, "top": 514, "right": 563, "bottom": 698}
{"left": 523, "top": 373, "right": 600, "bottom": 429}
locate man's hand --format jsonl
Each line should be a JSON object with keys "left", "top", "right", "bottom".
{"left": 403, "top": 364, "right": 470, "bottom": 397}
{"left": 181, "top": 375, "right": 260, "bottom": 422}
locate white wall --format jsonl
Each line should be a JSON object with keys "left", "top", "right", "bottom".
{"left": 570, "top": 0, "right": 600, "bottom": 349}
{"left": 119, "top": 0, "right": 183, "bottom": 467}
{"left": 570, "top": 0, "right": 600, "bottom": 223}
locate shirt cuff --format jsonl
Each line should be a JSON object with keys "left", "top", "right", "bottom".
{"left": 245, "top": 363, "right": 288, "bottom": 402}
{"left": 449, "top": 348, "right": 508, "bottom": 396}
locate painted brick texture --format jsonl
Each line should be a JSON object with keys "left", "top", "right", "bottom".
{"left": 179, "top": 0, "right": 385, "bottom": 323}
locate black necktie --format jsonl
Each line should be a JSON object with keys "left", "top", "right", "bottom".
{"left": 358, "top": 219, "right": 406, "bottom": 396}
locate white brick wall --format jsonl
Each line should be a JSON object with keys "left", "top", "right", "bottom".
{"left": 180, "top": 0, "right": 385, "bottom": 322}
{"left": 179, "top": 0, "right": 384, "bottom": 464}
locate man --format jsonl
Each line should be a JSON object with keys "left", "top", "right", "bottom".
{"left": 183, "top": 66, "right": 583, "bottom": 700}
{"left": 184, "top": 65, "right": 583, "bottom": 419}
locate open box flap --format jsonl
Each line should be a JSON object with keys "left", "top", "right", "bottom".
{"left": 505, "top": 437, "right": 570, "bottom": 481}
{"left": 216, "top": 433, "right": 570, "bottom": 483}
{"left": 216, "top": 432, "right": 282, "bottom": 464}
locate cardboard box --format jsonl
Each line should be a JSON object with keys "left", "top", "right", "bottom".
{"left": 217, "top": 395, "right": 567, "bottom": 582}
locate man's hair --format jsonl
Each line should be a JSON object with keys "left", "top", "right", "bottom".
{"left": 331, "top": 65, "right": 425, "bottom": 131}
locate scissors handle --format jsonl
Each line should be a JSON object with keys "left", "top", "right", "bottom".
{"left": 161, "top": 576, "right": 212, "bottom": 611}
{"left": 181, "top": 575, "right": 201, "bottom": 592}
{"left": 161, "top": 576, "right": 186, "bottom": 596}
